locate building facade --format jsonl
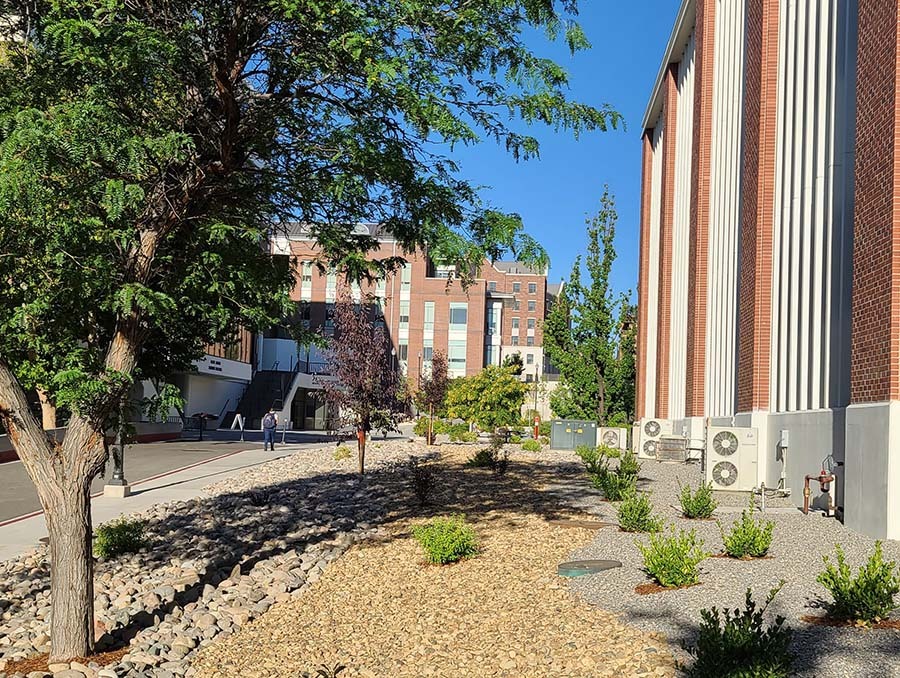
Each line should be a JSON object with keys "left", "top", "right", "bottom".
{"left": 636, "top": 0, "right": 900, "bottom": 539}
{"left": 260, "top": 224, "right": 556, "bottom": 429}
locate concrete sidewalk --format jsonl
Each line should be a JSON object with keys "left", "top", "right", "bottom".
{"left": 0, "top": 443, "right": 318, "bottom": 562}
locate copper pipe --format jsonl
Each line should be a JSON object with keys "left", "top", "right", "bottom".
{"left": 803, "top": 473, "right": 835, "bottom": 515}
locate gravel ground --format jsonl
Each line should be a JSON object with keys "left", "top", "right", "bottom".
{"left": 562, "top": 458, "right": 900, "bottom": 678}
{"left": 191, "top": 445, "right": 676, "bottom": 678}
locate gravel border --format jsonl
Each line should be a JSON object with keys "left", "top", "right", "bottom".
{"left": 560, "top": 458, "right": 900, "bottom": 678}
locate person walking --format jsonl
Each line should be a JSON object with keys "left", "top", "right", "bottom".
{"left": 262, "top": 408, "right": 278, "bottom": 451}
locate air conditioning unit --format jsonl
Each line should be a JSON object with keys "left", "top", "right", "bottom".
{"left": 705, "top": 426, "right": 759, "bottom": 492}
{"left": 657, "top": 435, "right": 688, "bottom": 463}
{"left": 598, "top": 427, "right": 628, "bottom": 450}
{"left": 637, "top": 418, "right": 674, "bottom": 459}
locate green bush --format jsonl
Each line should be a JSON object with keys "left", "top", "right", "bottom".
{"left": 465, "top": 448, "right": 495, "bottom": 468}
{"left": 333, "top": 444, "right": 352, "bottom": 461}
{"left": 521, "top": 438, "right": 541, "bottom": 452}
{"left": 638, "top": 526, "right": 708, "bottom": 588}
{"left": 539, "top": 421, "right": 551, "bottom": 437}
{"left": 616, "top": 448, "right": 640, "bottom": 476}
{"left": 617, "top": 491, "right": 663, "bottom": 533}
{"left": 413, "top": 416, "right": 429, "bottom": 437}
{"left": 509, "top": 434, "right": 522, "bottom": 444}
{"left": 680, "top": 481, "right": 718, "bottom": 519}
{"left": 593, "top": 469, "right": 637, "bottom": 501}
{"left": 817, "top": 541, "right": 900, "bottom": 623}
{"left": 94, "top": 517, "right": 148, "bottom": 559}
{"left": 413, "top": 515, "right": 478, "bottom": 565}
{"left": 410, "top": 458, "right": 437, "bottom": 506}
{"left": 576, "top": 445, "right": 608, "bottom": 475}
{"left": 539, "top": 435, "right": 550, "bottom": 446}
{"left": 683, "top": 584, "right": 793, "bottom": 678}
{"left": 720, "top": 503, "right": 775, "bottom": 559}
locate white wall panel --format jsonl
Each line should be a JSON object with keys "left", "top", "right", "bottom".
{"left": 770, "top": 0, "right": 856, "bottom": 413}
{"left": 645, "top": 120, "right": 665, "bottom": 418}
{"left": 668, "top": 32, "right": 696, "bottom": 420}
{"left": 705, "top": 0, "right": 745, "bottom": 418}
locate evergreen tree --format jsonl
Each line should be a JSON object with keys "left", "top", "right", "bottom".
{"left": 544, "top": 188, "right": 634, "bottom": 424}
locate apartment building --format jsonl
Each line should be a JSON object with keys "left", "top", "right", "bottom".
{"left": 257, "top": 224, "right": 555, "bottom": 429}
{"left": 636, "top": 0, "right": 900, "bottom": 539}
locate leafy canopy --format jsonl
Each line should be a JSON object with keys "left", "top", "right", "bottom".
{"left": 0, "top": 0, "right": 619, "bottom": 422}
{"left": 446, "top": 365, "right": 526, "bottom": 430}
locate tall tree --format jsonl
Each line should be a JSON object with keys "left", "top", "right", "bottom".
{"left": 446, "top": 365, "right": 526, "bottom": 430}
{"left": 416, "top": 350, "right": 449, "bottom": 445}
{"left": 0, "top": 0, "right": 618, "bottom": 659}
{"left": 323, "top": 291, "right": 401, "bottom": 473}
{"left": 544, "top": 188, "right": 634, "bottom": 424}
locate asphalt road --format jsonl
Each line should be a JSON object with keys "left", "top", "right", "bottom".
{"left": 0, "top": 429, "right": 344, "bottom": 523}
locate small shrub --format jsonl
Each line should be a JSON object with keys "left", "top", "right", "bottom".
{"left": 413, "top": 515, "right": 478, "bottom": 565}
{"left": 593, "top": 469, "right": 637, "bottom": 501}
{"left": 492, "top": 448, "right": 510, "bottom": 475}
{"left": 817, "top": 541, "right": 900, "bottom": 623}
{"left": 94, "top": 517, "right": 148, "bottom": 558}
{"left": 300, "top": 664, "right": 347, "bottom": 678}
{"left": 680, "top": 481, "right": 718, "bottom": 519}
{"left": 410, "top": 459, "right": 437, "bottom": 506}
{"left": 539, "top": 435, "right": 550, "bottom": 446}
{"left": 683, "top": 584, "right": 793, "bottom": 678}
{"left": 539, "top": 421, "right": 551, "bottom": 437}
{"left": 617, "top": 490, "right": 663, "bottom": 533}
{"left": 638, "top": 526, "right": 708, "bottom": 588}
{"left": 521, "top": 438, "right": 541, "bottom": 452}
{"left": 447, "top": 423, "right": 469, "bottom": 442}
{"left": 333, "top": 444, "right": 352, "bottom": 461}
{"left": 465, "top": 448, "right": 495, "bottom": 468}
{"left": 616, "top": 448, "right": 640, "bottom": 476}
{"left": 413, "top": 416, "right": 429, "bottom": 437}
{"left": 720, "top": 502, "right": 774, "bottom": 559}
{"left": 509, "top": 434, "right": 522, "bottom": 444}
{"left": 575, "top": 445, "right": 608, "bottom": 475}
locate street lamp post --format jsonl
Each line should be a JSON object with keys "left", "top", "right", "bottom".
{"left": 104, "top": 402, "right": 131, "bottom": 498}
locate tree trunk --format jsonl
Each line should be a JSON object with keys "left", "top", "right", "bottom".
{"left": 37, "top": 389, "right": 57, "bottom": 430}
{"left": 44, "top": 481, "right": 95, "bottom": 660}
{"left": 427, "top": 404, "right": 434, "bottom": 446}
{"left": 356, "top": 426, "right": 366, "bottom": 474}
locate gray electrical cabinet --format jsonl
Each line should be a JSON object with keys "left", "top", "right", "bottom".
{"left": 550, "top": 419, "right": 598, "bottom": 450}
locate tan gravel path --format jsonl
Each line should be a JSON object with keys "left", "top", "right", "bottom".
{"left": 191, "top": 446, "right": 676, "bottom": 678}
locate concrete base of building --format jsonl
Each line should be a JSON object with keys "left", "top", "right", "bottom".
{"left": 844, "top": 402, "right": 900, "bottom": 540}
{"left": 103, "top": 484, "right": 132, "bottom": 499}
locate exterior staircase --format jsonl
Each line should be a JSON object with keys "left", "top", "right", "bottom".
{"left": 234, "top": 370, "right": 299, "bottom": 429}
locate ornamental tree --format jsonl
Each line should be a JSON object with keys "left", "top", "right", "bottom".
{"left": 322, "top": 291, "right": 402, "bottom": 472}
{"left": 446, "top": 365, "right": 526, "bottom": 430}
{"left": 0, "top": 0, "right": 617, "bottom": 660}
{"left": 416, "top": 350, "right": 449, "bottom": 444}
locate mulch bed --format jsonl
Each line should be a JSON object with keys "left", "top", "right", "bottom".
{"left": 801, "top": 614, "right": 900, "bottom": 630}
{"left": 4, "top": 647, "right": 129, "bottom": 674}
{"left": 635, "top": 582, "right": 701, "bottom": 596}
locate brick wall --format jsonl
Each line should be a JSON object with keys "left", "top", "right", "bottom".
{"left": 686, "top": 0, "right": 716, "bottom": 418}
{"left": 850, "top": 0, "right": 900, "bottom": 403}
{"left": 637, "top": 131, "right": 654, "bottom": 419}
{"left": 656, "top": 64, "right": 680, "bottom": 419}
{"left": 736, "top": 0, "right": 779, "bottom": 413}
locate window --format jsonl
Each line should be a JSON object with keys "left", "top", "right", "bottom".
{"left": 512, "top": 282, "right": 521, "bottom": 293}
{"left": 449, "top": 303, "right": 468, "bottom": 329}
{"left": 326, "top": 271, "right": 337, "bottom": 301}
{"left": 488, "top": 281, "right": 497, "bottom": 292}
{"left": 423, "top": 345, "right": 434, "bottom": 361}
{"left": 448, "top": 340, "right": 467, "bottom": 372}
{"left": 512, "top": 299, "right": 520, "bottom": 311}
{"left": 399, "top": 300, "right": 410, "bottom": 328}
{"left": 527, "top": 318, "right": 536, "bottom": 329}
{"left": 528, "top": 282, "right": 537, "bottom": 294}
{"left": 375, "top": 275, "right": 386, "bottom": 295}
{"left": 525, "top": 374, "right": 534, "bottom": 383}
{"left": 526, "top": 336, "right": 534, "bottom": 346}
{"left": 299, "top": 301, "right": 311, "bottom": 328}
{"left": 485, "top": 345, "right": 498, "bottom": 366}
{"left": 511, "top": 317, "right": 520, "bottom": 330}
{"left": 398, "top": 343, "right": 409, "bottom": 361}
{"left": 528, "top": 300, "right": 536, "bottom": 312}
{"left": 401, "top": 263, "right": 412, "bottom": 289}
{"left": 487, "top": 305, "right": 499, "bottom": 335}
{"left": 511, "top": 336, "right": 519, "bottom": 346}
{"left": 526, "top": 354, "right": 534, "bottom": 365}
{"left": 324, "top": 303, "right": 335, "bottom": 334}
{"left": 424, "top": 301, "right": 435, "bottom": 331}
{"left": 373, "top": 298, "right": 385, "bottom": 326}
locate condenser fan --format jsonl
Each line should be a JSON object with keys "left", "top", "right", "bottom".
{"left": 644, "top": 420, "right": 661, "bottom": 437}
{"left": 712, "top": 430, "right": 739, "bottom": 456}
{"left": 602, "top": 430, "right": 620, "bottom": 447}
{"left": 643, "top": 439, "right": 658, "bottom": 456}
{"left": 712, "top": 461, "right": 738, "bottom": 487}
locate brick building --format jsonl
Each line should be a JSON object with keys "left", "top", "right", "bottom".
{"left": 257, "top": 224, "right": 556, "bottom": 430}
{"left": 636, "top": 0, "right": 900, "bottom": 539}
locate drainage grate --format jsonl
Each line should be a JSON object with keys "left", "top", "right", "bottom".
{"left": 557, "top": 559, "right": 622, "bottom": 577}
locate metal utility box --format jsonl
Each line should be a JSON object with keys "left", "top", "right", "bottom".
{"left": 550, "top": 419, "right": 598, "bottom": 450}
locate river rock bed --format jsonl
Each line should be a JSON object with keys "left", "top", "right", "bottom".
{"left": 0, "top": 440, "right": 427, "bottom": 678}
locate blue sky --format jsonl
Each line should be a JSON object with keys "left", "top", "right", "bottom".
{"left": 450, "top": 2, "right": 680, "bottom": 297}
